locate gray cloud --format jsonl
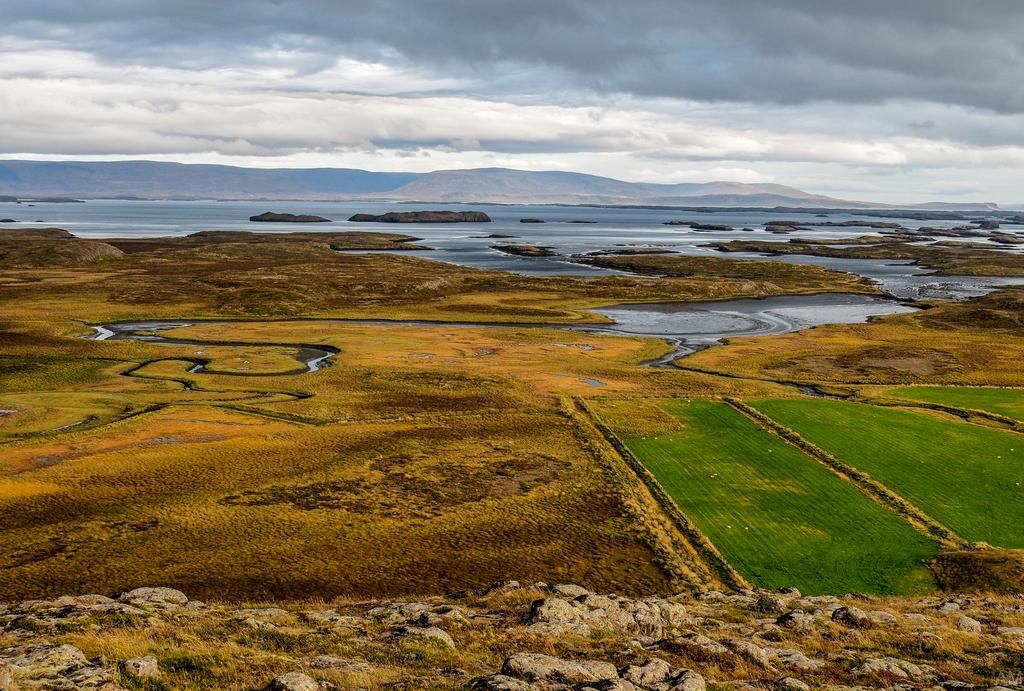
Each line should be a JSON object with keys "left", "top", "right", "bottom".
{"left": 2, "top": 1, "right": 1024, "bottom": 203}
{"left": 4, "top": 1, "right": 1023, "bottom": 111}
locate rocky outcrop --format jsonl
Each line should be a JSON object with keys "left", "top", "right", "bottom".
{"left": 249, "top": 212, "right": 332, "bottom": 222}
{"left": 348, "top": 210, "right": 491, "bottom": 223}
{"left": 0, "top": 642, "right": 121, "bottom": 689}
{"left": 1, "top": 583, "right": 1022, "bottom": 690}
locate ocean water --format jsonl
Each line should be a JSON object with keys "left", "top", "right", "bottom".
{"left": 6, "top": 199, "right": 1024, "bottom": 299}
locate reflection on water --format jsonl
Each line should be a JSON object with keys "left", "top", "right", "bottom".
{"left": 589, "top": 293, "right": 918, "bottom": 347}
{"left": 88, "top": 293, "right": 918, "bottom": 372}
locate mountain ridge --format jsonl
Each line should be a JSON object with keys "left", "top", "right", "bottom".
{"left": 0, "top": 160, "right": 1000, "bottom": 210}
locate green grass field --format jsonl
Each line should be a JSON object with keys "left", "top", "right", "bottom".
{"left": 752, "top": 399, "right": 1024, "bottom": 548}
{"left": 884, "top": 386, "right": 1024, "bottom": 421}
{"left": 619, "top": 400, "right": 939, "bottom": 595}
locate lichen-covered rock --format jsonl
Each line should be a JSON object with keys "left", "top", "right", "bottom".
{"left": 527, "top": 593, "right": 689, "bottom": 639}
{"left": 855, "top": 656, "right": 932, "bottom": 680}
{"left": 366, "top": 601, "right": 450, "bottom": 625}
{"left": 725, "top": 640, "right": 771, "bottom": 667}
{"left": 763, "top": 647, "right": 825, "bottom": 672}
{"left": 776, "top": 609, "right": 815, "bottom": 630}
{"left": 664, "top": 633, "right": 731, "bottom": 660}
{"left": 957, "top": 615, "right": 983, "bottom": 632}
{"left": 668, "top": 669, "right": 706, "bottom": 691}
{"left": 303, "top": 609, "right": 367, "bottom": 631}
{"left": 471, "top": 674, "right": 536, "bottom": 690}
{"left": 832, "top": 606, "right": 872, "bottom": 628}
{"left": 123, "top": 655, "right": 160, "bottom": 679}
{"left": 117, "top": 587, "right": 188, "bottom": 608}
{"left": 996, "top": 626, "right": 1024, "bottom": 641}
{"left": 551, "top": 584, "right": 591, "bottom": 598}
{"left": 264, "top": 671, "right": 321, "bottom": 690}
{"left": 621, "top": 657, "right": 673, "bottom": 686}
{"left": 391, "top": 625, "right": 456, "bottom": 648}
{"left": 1, "top": 642, "right": 120, "bottom": 689}
{"left": 305, "top": 655, "right": 371, "bottom": 672}
{"left": 501, "top": 653, "right": 618, "bottom": 684}
{"left": 866, "top": 610, "right": 898, "bottom": 625}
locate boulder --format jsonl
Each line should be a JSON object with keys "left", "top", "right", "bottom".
{"left": 501, "top": 653, "right": 617, "bottom": 684}
{"left": 753, "top": 595, "right": 785, "bottom": 614}
{"left": 669, "top": 670, "right": 706, "bottom": 691}
{"left": 866, "top": 610, "right": 898, "bottom": 626}
{"left": 621, "top": 657, "right": 673, "bottom": 686}
{"left": 304, "top": 609, "right": 367, "bottom": 630}
{"left": 0, "top": 642, "right": 119, "bottom": 688}
{"left": 551, "top": 583, "right": 590, "bottom": 598}
{"left": 264, "top": 671, "right": 321, "bottom": 690}
{"left": 776, "top": 609, "right": 815, "bottom": 630}
{"left": 996, "top": 626, "right": 1024, "bottom": 641}
{"left": 956, "top": 615, "right": 983, "bottom": 633}
{"left": 832, "top": 606, "right": 872, "bottom": 628}
{"left": 118, "top": 587, "right": 188, "bottom": 608}
{"left": 725, "top": 640, "right": 771, "bottom": 667}
{"left": 305, "top": 655, "right": 371, "bottom": 672}
{"left": 855, "top": 656, "right": 931, "bottom": 680}
{"left": 763, "top": 647, "right": 825, "bottom": 672}
{"left": 391, "top": 625, "right": 456, "bottom": 649}
{"left": 123, "top": 655, "right": 160, "bottom": 679}
{"left": 470, "top": 674, "right": 536, "bottom": 690}
{"left": 664, "top": 633, "right": 731, "bottom": 660}
{"left": 366, "top": 601, "right": 435, "bottom": 625}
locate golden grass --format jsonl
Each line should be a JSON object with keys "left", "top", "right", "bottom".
{"left": 2, "top": 229, "right": 1022, "bottom": 602}
{"left": 681, "top": 291, "right": 1024, "bottom": 387}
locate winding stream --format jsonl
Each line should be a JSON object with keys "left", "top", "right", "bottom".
{"left": 87, "top": 293, "right": 917, "bottom": 374}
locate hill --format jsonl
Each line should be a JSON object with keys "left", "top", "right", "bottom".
{"left": 0, "top": 160, "right": 1000, "bottom": 209}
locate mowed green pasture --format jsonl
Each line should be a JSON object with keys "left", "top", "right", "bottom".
{"left": 619, "top": 400, "right": 939, "bottom": 595}
{"left": 752, "top": 399, "right": 1024, "bottom": 548}
{"left": 884, "top": 386, "right": 1024, "bottom": 421}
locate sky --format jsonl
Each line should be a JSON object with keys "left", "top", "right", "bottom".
{"left": 1, "top": 1, "right": 1023, "bottom": 205}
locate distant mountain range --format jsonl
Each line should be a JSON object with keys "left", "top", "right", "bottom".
{"left": 0, "top": 160, "right": 1001, "bottom": 210}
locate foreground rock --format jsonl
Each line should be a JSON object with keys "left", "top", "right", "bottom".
{"left": 249, "top": 212, "right": 332, "bottom": 223}
{"left": 2, "top": 582, "right": 1022, "bottom": 689}
{"left": 348, "top": 210, "right": 491, "bottom": 223}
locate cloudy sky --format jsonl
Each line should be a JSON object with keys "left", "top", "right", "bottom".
{"left": 2, "top": 1, "right": 1023, "bottom": 204}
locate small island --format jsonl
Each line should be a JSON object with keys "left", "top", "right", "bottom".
{"left": 347, "top": 210, "right": 491, "bottom": 223}
{"left": 519, "top": 217, "right": 545, "bottom": 223}
{"left": 249, "top": 212, "right": 331, "bottom": 223}
{"left": 663, "top": 220, "right": 734, "bottom": 231}
{"left": 491, "top": 243, "right": 557, "bottom": 257}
